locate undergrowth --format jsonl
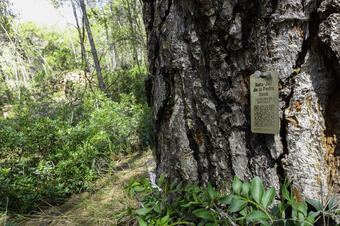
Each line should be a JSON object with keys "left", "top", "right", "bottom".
{"left": 123, "top": 175, "right": 340, "bottom": 226}
{"left": 0, "top": 72, "right": 152, "bottom": 213}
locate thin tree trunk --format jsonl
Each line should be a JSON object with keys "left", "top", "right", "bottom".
{"left": 102, "top": 6, "right": 115, "bottom": 69}
{"left": 71, "top": 0, "right": 94, "bottom": 92}
{"left": 79, "top": 0, "right": 106, "bottom": 93}
{"left": 67, "top": 26, "right": 78, "bottom": 66}
{"left": 99, "top": 0, "right": 115, "bottom": 69}
{"left": 71, "top": 0, "right": 88, "bottom": 73}
{"left": 131, "top": 0, "right": 146, "bottom": 50}
{"left": 143, "top": 0, "right": 340, "bottom": 201}
{"left": 109, "top": 0, "right": 119, "bottom": 68}
{"left": 0, "top": 22, "right": 31, "bottom": 85}
{"left": 124, "top": 0, "right": 141, "bottom": 76}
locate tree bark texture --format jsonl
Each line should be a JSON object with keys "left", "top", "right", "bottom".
{"left": 143, "top": 0, "right": 340, "bottom": 201}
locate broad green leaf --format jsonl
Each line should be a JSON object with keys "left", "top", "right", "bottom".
{"left": 245, "top": 210, "right": 269, "bottom": 223}
{"left": 308, "top": 210, "right": 320, "bottom": 217}
{"left": 198, "top": 191, "right": 210, "bottom": 203}
{"left": 219, "top": 195, "right": 232, "bottom": 205}
{"left": 129, "top": 189, "right": 135, "bottom": 198}
{"left": 207, "top": 183, "right": 217, "bottom": 200}
{"left": 258, "top": 221, "right": 271, "bottom": 226}
{"left": 232, "top": 176, "right": 242, "bottom": 195}
{"left": 228, "top": 197, "right": 248, "bottom": 212}
{"left": 131, "top": 181, "right": 140, "bottom": 187}
{"left": 306, "top": 213, "right": 316, "bottom": 224}
{"left": 134, "top": 186, "right": 145, "bottom": 192}
{"left": 298, "top": 202, "right": 308, "bottom": 217}
{"left": 135, "top": 207, "right": 152, "bottom": 216}
{"left": 205, "top": 223, "right": 215, "bottom": 226}
{"left": 219, "top": 195, "right": 234, "bottom": 205}
{"left": 158, "top": 173, "right": 166, "bottom": 185}
{"left": 154, "top": 203, "right": 161, "bottom": 213}
{"left": 282, "top": 180, "right": 291, "bottom": 201}
{"left": 181, "top": 201, "right": 199, "bottom": 207}
{"left": 242, "top": 181, "right": 250, "bottom": 197}
{"left": 193, "top": 192, "right": 198, "bottom": 202}
{"left": 271, "top": 204, "right": 280, "bottom": 217}
{"left": 192, "top": 208, "right": 214, "bottom": 221}
{"left": 293, "top": 202, "right": 307, "bottom": 221}
{"left": 137, "top": 216, "right": 147, "bottom": 226}
{"left": 280, "top": 202, "right": 290, "bottom": 214}
{"left": 240, "top": 207, "right": 248, "bottom": 217}
{"left": 128, "top": 177, "right": 135, "bottom": 186}
{"left": 251, "top": 176, "right": 264, "bottom": 203}
{"left": 160, "top": 215, "right": 170, "bottom": 224}
{"left": 261, "top": 187, "right": 276, "bottom": 208}
{"left": 327, "top": 195, "right": 339, "bottom": 211}
{"left": 306, "top": 199, "right": 323, "bottom": 211}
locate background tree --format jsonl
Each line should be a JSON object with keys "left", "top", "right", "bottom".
{"left": 0, "top": 0, "right": 152, "bottom": 214}
{"left": 70, "top": 0, "right": 89, "bottom": 73}
{"left": 143, "top": 0, "right": 340, "bottom": 202}
{"left": 50, "top": 0, "right": 146, "bottom": 86}
{"left": 79, "top": 0, "right": 106, "bottom": 93}
{"left": 0, "top": 0, "right": 13, "bottom": 33}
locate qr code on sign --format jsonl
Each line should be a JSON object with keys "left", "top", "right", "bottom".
{"left": 254, "top": 105, "right": 274, "bottom": 127}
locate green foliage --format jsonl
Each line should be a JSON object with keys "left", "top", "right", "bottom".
{"left": 105, "top": 65, "right": 148, "bottom": 104}
{"left": 0, "top": 86, "right": 152, "bottom": 213}
{"left": 0, "top": 82, "right": 12, "bottom": 108}
{"left": 17, "top": 22, "right": 78, "bottom": 72}
{"left": 0, "top": 0, "right": 152, "bottom": 216}
{"left": 0, "top": 0, "right": 14, "bottom": 34}
{"left": 124, "top": 175, "right": 340, "bottom": 226}
{"left": 0, "top": 21, "right": 79, "bottom": 89}
{"left": 86, "top": 0, "right": 146, "bottom": 69}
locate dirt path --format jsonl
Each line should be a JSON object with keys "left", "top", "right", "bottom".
{"left": 5, "top": 151, "right": 153, "bottom": 226}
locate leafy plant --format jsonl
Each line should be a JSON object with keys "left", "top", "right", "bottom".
{"left": 104, "top": 66, "right": 148, "bottom": 104}
{"left": 0, "top": 88, "right": 152, "bottom": 213}
{"left": 306, "top": 194, "right": 340, "bottom": 226}
{"left": 124, "top": 175, "right": 340, "bottom": 226}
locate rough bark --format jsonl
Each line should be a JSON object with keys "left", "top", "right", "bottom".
{"left": 143, "top": 0, "right": 340, "bottom": 201}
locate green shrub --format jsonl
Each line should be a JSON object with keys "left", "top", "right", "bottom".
{"left": 0, "top": 82, "right": 12, "bottom": 109}
{"left": 104, "top": 66, "right": 148, "bottom": 104}
{"left": 123, "top": 175, "right": 340, "bottom": 226}
{"left": 0, "top": 90, "right": 152, "bottom": 213}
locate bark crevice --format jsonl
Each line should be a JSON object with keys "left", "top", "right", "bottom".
{"left": 158, "top": 0, "right": 173, "bottom": 31}
{"left": 317, "top": 2, "right": 340, "bottom": 195}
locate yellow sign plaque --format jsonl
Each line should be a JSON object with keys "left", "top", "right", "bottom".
{"left": 250, "top": 71, "right": 279, "bottom": 134}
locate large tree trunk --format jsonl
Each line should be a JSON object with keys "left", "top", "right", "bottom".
{"left": 143, "top": 0, "right": 340, "bottom": 201}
